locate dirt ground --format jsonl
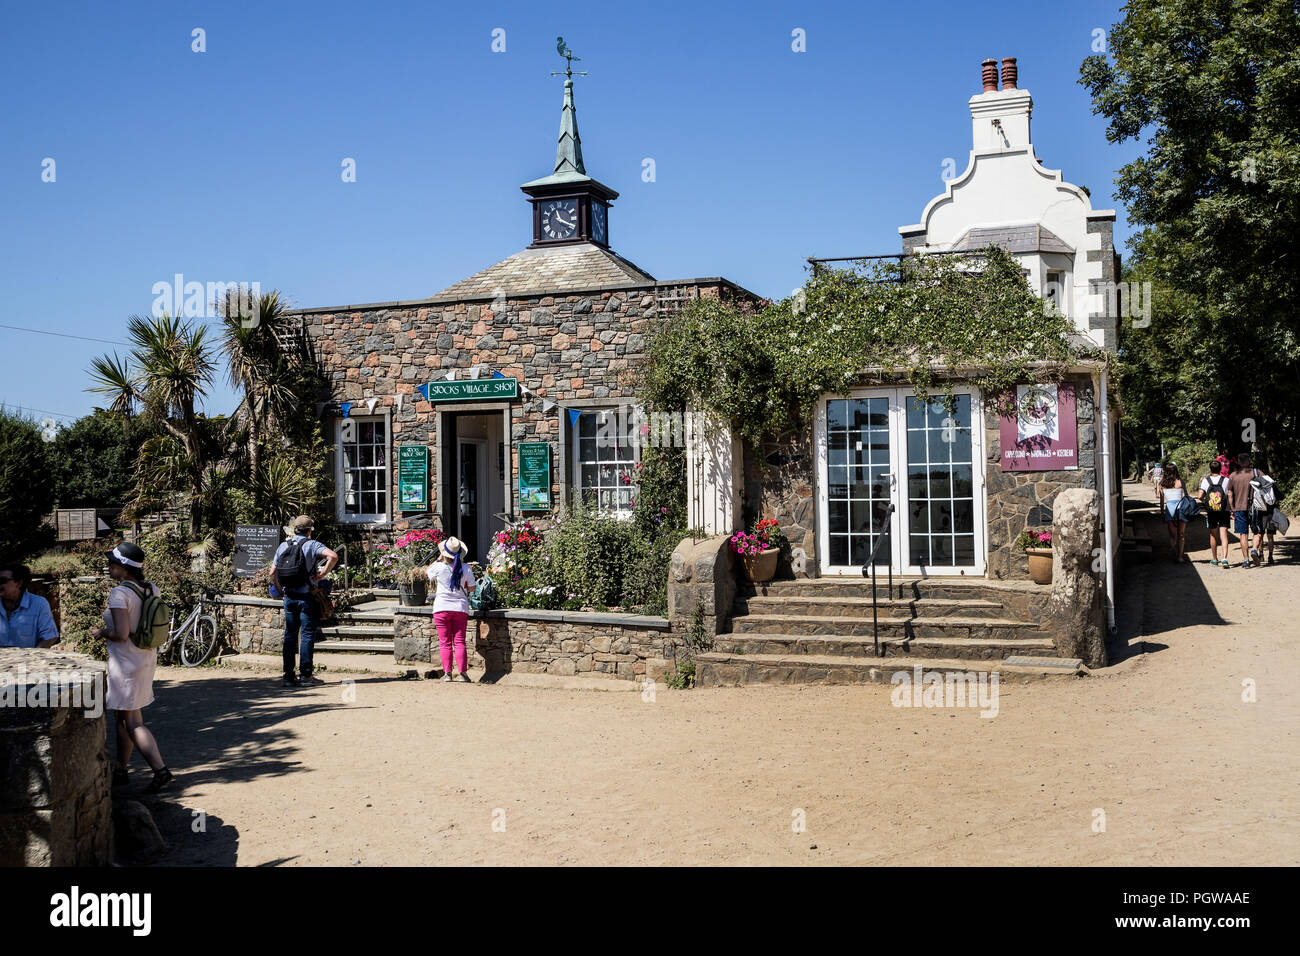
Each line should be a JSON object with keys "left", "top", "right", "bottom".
{"left": 126, "top": 480, "right": 1299, "bottom": 866}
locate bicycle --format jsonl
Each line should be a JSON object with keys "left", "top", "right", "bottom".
{"left": 160, "top": 587, "right": 220, "bottom": 667}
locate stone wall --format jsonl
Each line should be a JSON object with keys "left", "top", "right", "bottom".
{"left": 0, "top": 648, "right": 112, "bottom": 866}
{"left": 743, "top": 430, "right": 817, "bottom": 578}
{"left": 212, "top": 596, "right": 286, "bottom": 654}
{"left": 298, "top": 280, "right": 749, "bottom": 526}
{"left": 393, "top": 607, "right": 680, "bottom": 683}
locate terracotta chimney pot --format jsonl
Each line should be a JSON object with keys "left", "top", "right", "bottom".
{"left": 1001, "top": 57, "right": 1018, "bottom": 90}
{"left": 981, "top": 58, "right": 999, "bottom": 93}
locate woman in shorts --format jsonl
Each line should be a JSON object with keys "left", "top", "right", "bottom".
{"left": 1158, "top": 464, "right": 1189, "bottom": 563}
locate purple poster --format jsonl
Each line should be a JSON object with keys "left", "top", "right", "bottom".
{"left": 1000, "top": 383, "right": 1078, "bottom": 471}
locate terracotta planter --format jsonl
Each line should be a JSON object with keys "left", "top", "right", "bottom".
{"left": 739, "top": 548, "right": 780, "bottom": 583}
{"left": 398, "top": 579, "right": 428, "bottom": 606}
{"left": 1025, "top": 547, "right": 1053, "bottom": 585}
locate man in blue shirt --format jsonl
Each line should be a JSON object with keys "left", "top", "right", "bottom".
{"left": 0, "top": 564, "right": 60, "bottom": 648}
{"left": 269, "top": 515, "right": 338, "bottom": 688}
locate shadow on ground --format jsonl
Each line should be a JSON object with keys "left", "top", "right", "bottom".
{"left": 103, "top": 672, "right": 402, "bottom": 864}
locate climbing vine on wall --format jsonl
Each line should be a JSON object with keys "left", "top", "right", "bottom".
{"left": 638, "top": 246, "right": 1099, "bottom": 446}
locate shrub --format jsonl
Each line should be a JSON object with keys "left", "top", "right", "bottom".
{"left": 0, "top": 409, "right": 57, "bottom": 563}
{"left": 539, "top": 506, "right": 636, "bottom": 608}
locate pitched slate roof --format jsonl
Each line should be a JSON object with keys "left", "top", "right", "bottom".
{"left": 429, "top": 242, "right": 656, "bottom": 302}
{"left": 948, "top": 223, "right": 1075, "bottom": 255}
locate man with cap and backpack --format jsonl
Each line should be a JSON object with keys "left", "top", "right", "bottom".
{"left": 270, "top": 515, "right": 338, "bottom": 687}
{"left": 1248, "top": 455, "right": 1280, "bottom": 567}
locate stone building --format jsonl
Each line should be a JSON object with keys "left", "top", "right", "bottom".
{"left": 689, "top": 57, "right": 1122, "bottom": 627}
{"left": 285, "top": 70, "right": 756, "bottom": 558}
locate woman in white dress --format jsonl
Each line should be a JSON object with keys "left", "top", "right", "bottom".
{"left": 92, "top": 542, "right": 173, "bottom": 793}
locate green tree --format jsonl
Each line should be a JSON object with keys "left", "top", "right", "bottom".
{"left": 1081, "top": 0, "right": 1300, "bottom": 480}
{"left": 48, "top": 408, "right": 151, "bottom": 509}
{"left": 0, "top": 409, "right": 57, "bottom": 562}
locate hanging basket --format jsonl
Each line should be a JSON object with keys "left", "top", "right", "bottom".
{"left": 1025, "top": 547, "right": 1053, "bottom": 585}
{"left": 739, "top": 548, "right": 780, "bottom": 583}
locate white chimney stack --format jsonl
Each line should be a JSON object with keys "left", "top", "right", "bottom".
{"left": 970, "top": 56, "right": 1032, "bottom": 153}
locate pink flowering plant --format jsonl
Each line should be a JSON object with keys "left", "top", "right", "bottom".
{"left": 1014, "top": 529, "right": 1053, "bottom": 551}
{"left": 383, "top": 527, "right": 446, "bottom": 583}
{"left": 729, "top": 517, "right": 786, "bottom": 557}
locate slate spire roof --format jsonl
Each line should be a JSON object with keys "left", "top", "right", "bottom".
{"left": 521, "top": 78, "right": 598, "bottom": 190}
{"left": 430, "top": 242, "right": 655, "bottom": 302}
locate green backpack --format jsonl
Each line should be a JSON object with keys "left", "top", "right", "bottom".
{"left": 121, "top": 581, "right": 170, "bottom": 650}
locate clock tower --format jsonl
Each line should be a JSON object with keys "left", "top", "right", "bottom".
{"left": 521, "top": 46, "right": 617, "bottom": 249}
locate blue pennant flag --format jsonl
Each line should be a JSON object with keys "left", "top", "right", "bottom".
{"left": 340, "top": 402, "right": 352, "bottom": 418}
{"left": 568, "top": 408, "right": 581, "bottom": 428}
{"left": 416, "top": 383, "right": 429, "bottom": 402}
{"left": 491, "top": 370, "right": 505, "bottom": 379}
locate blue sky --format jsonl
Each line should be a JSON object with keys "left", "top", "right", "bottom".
{"left": 0, "top": 0, "right": 1139, "bottom": 423}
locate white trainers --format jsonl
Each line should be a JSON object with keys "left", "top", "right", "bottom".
{"left": 440, "top": 673, "right": 453, "bottom": 682}
{"left": 457, "top": 672, "right": 473, "bottom": 683}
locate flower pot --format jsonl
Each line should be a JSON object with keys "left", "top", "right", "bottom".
{"left": 398, "top": 579, "right": 428, "bottom": 606}
{"left": 1025, "top": 547, "right": 1053, "bottom": 585}
{"left": 739, "top": 548, "right": 780, "bottom": 583}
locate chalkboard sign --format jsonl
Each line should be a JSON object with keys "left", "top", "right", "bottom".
{"left": 518, "top": 442, "right": 551, "bottom": 511}
{"left": 234, "top": 524, "right": 282, "bottom": 578}
{"left": 398, "top": 445, "right": 429, "bottom": 511}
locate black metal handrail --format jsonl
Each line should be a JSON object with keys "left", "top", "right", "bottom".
{"left": 861, "top": 503, "right": 896, "bottom": 657}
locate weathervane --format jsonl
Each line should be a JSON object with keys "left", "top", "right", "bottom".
{"left": 552, "top": 36, "right": 588, "bottom": 80}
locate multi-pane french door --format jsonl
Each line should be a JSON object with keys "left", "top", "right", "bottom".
{"left": 816, "top": 388, "right": 985, "bottom": 576}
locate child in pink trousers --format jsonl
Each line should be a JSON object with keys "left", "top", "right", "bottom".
{"left": 426, "top": 536, "right": 476, "bottom": 682}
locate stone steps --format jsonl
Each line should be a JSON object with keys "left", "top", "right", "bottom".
{"left": 694, "top": 651, "right": 1082, "bottom": 687}
{"left": 738, "top": 577, "right": 1046, "bottom": 605}
{"left": 734, "top": 595, "right": 1005, "bottom": 619}
{"left": 314, "top": 640, "right": 396, "bottom": 654}
{"left": 729, "top": 613, "right": 1039, "bottom": 640}
{"left": 712, "top": 633, "right": 1057, "bottom": 661}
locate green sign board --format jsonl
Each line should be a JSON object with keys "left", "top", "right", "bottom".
{"left": 518, "top": 442, "right": 551, "bottom": 511}
{"left": 426, "top": 378, "right": 518, "bottom": 403}
{"left": 398, "top": 445, "right": 429, "bottom": 510}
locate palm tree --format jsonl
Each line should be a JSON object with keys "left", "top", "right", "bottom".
{"left": 89, "top": 313, "right": 217, "bottom": 532}
{"left": 218, "top": 289, "right": 301, "bottom": 510}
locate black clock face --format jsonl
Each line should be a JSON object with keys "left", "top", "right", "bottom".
{"left": 591, "top": 202, "right": 608, "bottom": 245}
{"left": 540, "top": 199, "right": 578, "bottom": 240}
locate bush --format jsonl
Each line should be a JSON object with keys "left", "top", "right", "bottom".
{"left": 538, "top": 506, "right": 636, "bottom": 608}
{"left": 0, "top": 410, "right": 56, "bottom": 563}
{"left": 1165, "top": 440, "right": 1219, "bottom": 496}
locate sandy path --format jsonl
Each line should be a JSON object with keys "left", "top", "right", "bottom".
{"left": 131, "top": 481, "right": 1298, "bottom": 865}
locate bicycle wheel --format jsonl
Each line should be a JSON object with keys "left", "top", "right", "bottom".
{"left": 181, "top": 616, "right": 218, "bottom": 667}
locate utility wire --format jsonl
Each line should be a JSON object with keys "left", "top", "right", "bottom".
{"left": 0, "top": 322, "right": 129, "bottom": 346}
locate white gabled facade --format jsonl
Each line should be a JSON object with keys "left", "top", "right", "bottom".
{"left": 899, "top": 57, "right": 1121, "bottom": 351}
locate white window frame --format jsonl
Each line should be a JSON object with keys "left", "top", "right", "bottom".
{"left": 336, "top": 414, "right": 391, "bottom": 525}
{"left": 570, "top": 406, "right": 641, "bottom": 518}
{"left": 814, "top": 386, "right": 986, "bottom": 576}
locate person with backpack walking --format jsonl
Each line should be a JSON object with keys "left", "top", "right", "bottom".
{"left": 1248, "top": 455, "right": 1279, "bottom": 567}
{"left": 1158, "top": 464, "right": 1190, "bottom": 563}
{"left": 1197, "top": 458, "right": 1234, "bottom": 567}
{"left": 1227, "top": 453, "right": 1259, "bottom": 570}
{"left": 90, "top": 542, "right": 172, "bottom": 793}
{"left": 426, "top": 536, "right": 476, "bottom": 682}
{"left": 270, "top": 515, "right": 339, "bottom": 688}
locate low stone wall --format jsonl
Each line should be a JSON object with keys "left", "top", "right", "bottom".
{"left": 0, "top": 648, "right": 112, "bottom": 866}
{"left": 394, "top": 608, "right": 679, "bottom": 682}
{"left": 212, "top": 595, "right": 286, "bottom": 654}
